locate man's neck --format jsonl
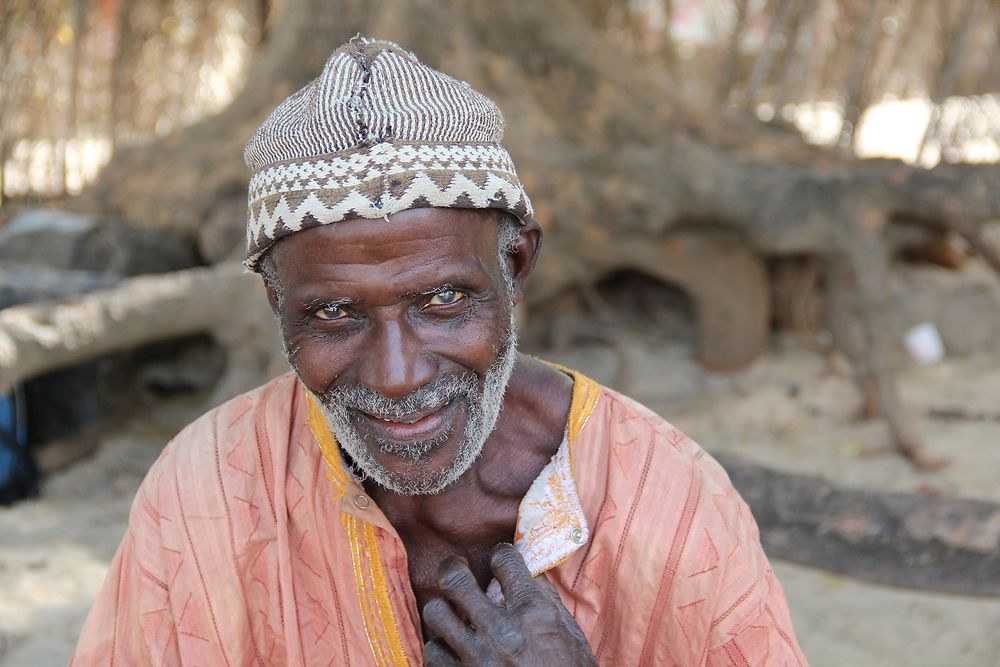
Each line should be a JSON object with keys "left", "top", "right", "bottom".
{"left": 363, "top": 354, "right": 574, "bottom": 545}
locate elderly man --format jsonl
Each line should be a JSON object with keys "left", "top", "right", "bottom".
{"left": 73, "top": 38, "right": 806, "bottom": 666}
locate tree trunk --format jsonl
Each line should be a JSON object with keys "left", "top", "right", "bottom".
{"left": 69, "top": 0, "right": 1000, "bottom": 466}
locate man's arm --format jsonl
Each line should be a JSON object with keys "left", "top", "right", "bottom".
{"left": 694, "top": 457, "right": 809, "bottom": 667}
{"left": 705, "top": 567, "right": 806, "bottom": 666}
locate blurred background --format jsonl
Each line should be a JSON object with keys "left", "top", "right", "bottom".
{"left": 1, "top": 0, "right": 999, "bottom": 664}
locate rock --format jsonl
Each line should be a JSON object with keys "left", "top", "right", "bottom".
{"left": 0, "top": 208, "right": 200, "bottom": 276}
{"left": 0, "top": 265, "right": 120, "bottom": 309}
{"left": 0, "top": 209, "right": 96, "bottom": 268}
{"left": 106, "top": 336, "right": 227, "bottom": 402}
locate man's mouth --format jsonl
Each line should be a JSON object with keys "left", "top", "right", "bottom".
{"left": 356, "top": 400, "right": 456, "bottom": 442}
{"left": 371, "top": 409, "right": 433, "bottom": 424}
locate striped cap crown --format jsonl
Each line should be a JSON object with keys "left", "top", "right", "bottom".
{"left": 243, "top": 37, "right": 532, "bottom": 270}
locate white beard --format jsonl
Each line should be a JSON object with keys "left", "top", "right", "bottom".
{"left": 314, "top": 322, "right": 518, "bottom": 496}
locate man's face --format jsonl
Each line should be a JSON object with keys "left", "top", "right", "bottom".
{"left": 269, "top": 208, "right": 519, "bottom": 495}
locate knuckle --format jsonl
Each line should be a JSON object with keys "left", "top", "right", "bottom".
{"left": 523, "top": 601, "right": 560, "bottom": 625}
{"left": 438, "top": 565, "right": 474, "bottom": 592}
{"left": 490, "top": 543, "right": 518, "bottom": 564}
{"left": 508, "top": 589, "right": 537, "bottom": 608}
{"left": 490, "top": 548, "right": 522, "bottom": 573}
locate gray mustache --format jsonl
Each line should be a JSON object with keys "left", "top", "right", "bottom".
{"left": 322, "top": 373, "right": 478, "bottom": 421}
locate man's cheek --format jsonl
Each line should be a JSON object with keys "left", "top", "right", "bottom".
{"left": 284, "top": 338, "right": 311, "bottom": 373}
{"left": 450, "top": 318, "right": 511, "bottom": 366}
{"left": 285, "top": 340, "right": 343, "bottom": 392}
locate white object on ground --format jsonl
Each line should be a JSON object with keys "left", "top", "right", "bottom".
{"left": 904, "top": 322, "right": 945, "bottom": 364}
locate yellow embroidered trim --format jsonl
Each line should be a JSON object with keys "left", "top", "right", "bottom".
{"left": 343, "top": 514, "right": 390, "bottom": 666}
{"left": 341, "top": 514, "right": 411, "bottom": 666}
{"left": 306, "top": 394, "right": 349, "bottom": 490}
{"left": 566, "top": 369, "right": 600, "bottom": 445}
{"left": 364, "top": 522, "right": 410, "bottom": 666}
{"left": 308, "top": 394, "right": 409, "bottom": 665}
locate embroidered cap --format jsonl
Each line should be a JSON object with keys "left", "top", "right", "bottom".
{"left": 243, "top": 36, "right": 532, "bottom": 271}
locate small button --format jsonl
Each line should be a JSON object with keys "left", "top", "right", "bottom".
{"left": 570, "top": 527, "right": 585, "bottom": 544}
{"left": 354, "top": 494, "right": 370, "bottom": 510}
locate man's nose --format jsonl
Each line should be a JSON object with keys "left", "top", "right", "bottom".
{"left": 359, "top": 319, "right": 436, "bottom": 399}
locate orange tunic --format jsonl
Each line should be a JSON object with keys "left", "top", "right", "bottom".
{"left": 72, "top": 369, "right": 807, "bottom": 666}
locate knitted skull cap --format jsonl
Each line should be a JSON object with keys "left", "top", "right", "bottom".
{"left": 243, "top": 36, "right": 532, "bottom": 271}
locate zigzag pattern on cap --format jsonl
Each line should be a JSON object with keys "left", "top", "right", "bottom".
{"left": 243, "top": 36, "right": 532, "bottom": 270}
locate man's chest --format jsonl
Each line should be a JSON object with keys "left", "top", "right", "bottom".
{"left": 403, "top": 538, "right": 509, "bottom": 613}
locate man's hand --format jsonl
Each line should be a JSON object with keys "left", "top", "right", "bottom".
{"left": 422, "top": 543, "right": 598, "bottom": 666}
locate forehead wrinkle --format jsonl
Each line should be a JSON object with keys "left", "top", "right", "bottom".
{"left": 273, "top": 209, "right": 502, "bottom": 304}
{"left": 387, "top": 254, "right": 489, "bottom": 289}
{"left": 389, "top": 236, "right": 504, "bottom": 301}
{"left": 283, "top": 268, "right": 369, "bottom": 307}
{"left": 329, "top": 220, "right": 480, "bottom": 257}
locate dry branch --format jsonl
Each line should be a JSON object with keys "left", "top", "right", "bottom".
{"left": 0, "top": 262, "right": 258, "bottom": 392}
{"left": 718, "top": 452, "right": 1000, "bottom": 596}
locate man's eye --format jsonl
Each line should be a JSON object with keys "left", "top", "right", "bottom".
{"left": 428, "top": 289, "right": 466, "bottom": 306}
{"left": 315, "top": 305, "right": 349, "bottom": 321}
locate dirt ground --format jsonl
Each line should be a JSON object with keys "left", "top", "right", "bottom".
{"left": 2, "top": 336, "right": 999, "bottom": 666}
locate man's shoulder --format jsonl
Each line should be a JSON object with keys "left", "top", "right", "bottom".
{"left": 582, "top": 382, "right": 720, "bottom": 473}
{"left": 564, "top": 380, "right": 803, "bottom": 667}
{"left": 142, "top": 372, "right": 302, "bottom": 488}
{"left": 577, "top": 380, "right": 746, "bottom": 535}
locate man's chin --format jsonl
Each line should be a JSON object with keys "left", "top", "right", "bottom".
{"left": 371, "top": 429, "right": 455, "bottom": 468}
{"left": 352, "top": 446, "right": 466, "bottom": 496}
{"left": 374, "top": 468, "right": 458, "bottom": 497}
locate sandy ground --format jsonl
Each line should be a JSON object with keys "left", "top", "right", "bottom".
{"left": 2, "top": 337, "right": 999, "bottom": 666}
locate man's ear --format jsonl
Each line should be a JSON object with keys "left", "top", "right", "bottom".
{"left": 506, "top": 217, "right": 543, "bottom": 307}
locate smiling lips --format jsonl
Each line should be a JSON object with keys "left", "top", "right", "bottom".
{"left": 359, "top": 401, "right": 454, "bottom": 442}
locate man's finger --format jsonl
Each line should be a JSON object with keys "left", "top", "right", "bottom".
{"left": 422, "top": 638, "right": 463, "bottom": 667}
{"left": 437, "top": 555, "right": 501, "bottom": 631}
{"left": 490, "top": 543, "right": 541, "bottom": 608}
{"left": 422, "top": 598, "right": 478, "bottom": 663}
